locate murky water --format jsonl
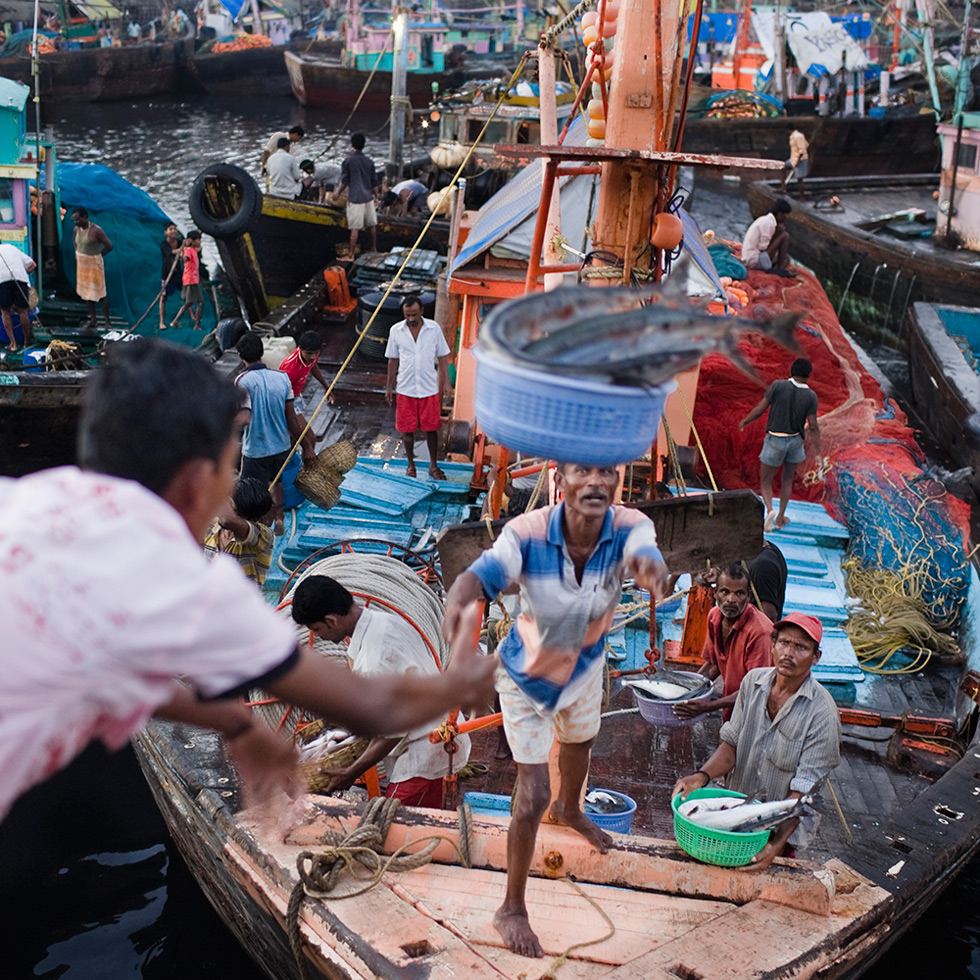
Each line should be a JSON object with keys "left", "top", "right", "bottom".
{"left": 6, "top": 94, "right": 980, "bottom": 979}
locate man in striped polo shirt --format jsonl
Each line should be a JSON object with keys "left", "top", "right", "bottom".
{"left": 443, "top": 462, "right": 668, "bottom": 958}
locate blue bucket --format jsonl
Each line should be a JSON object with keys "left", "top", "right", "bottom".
{"left": 22, "top": 347, "right": 46, "bottom": 371}
{"left": 473, "top": 346, "right": 672, "bottom": 465}
{"left": 585, "top": 789, "right": 637, "bottom": 834}
{"left": 282, "top": 453, "right": 303, "bottom": 511}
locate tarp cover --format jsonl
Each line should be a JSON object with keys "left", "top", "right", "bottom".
{"left": 56, "top": 162, "right": 215, "bottom": 330}
{"left": 752, "top": 10, "right": 871, "bottom": 76}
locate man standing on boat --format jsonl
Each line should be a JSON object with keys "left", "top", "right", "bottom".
{"left": 385, "top": 294, "right": 451, "bottom": 480}
{"left": 290, "top": 575, "right": 471, "bottom": 808}
{"left": 266, "top": 137, "right": 305, "bottom": 200}
{"left": 674, "top": 561, "right": 773, "bottom": 722}
{"left": 673, "top": 612, "right": 841, "bottom": 872}
{"left": 741, "top": 199, "right": 795, "bottom": 279}
{"left": 780, "top": 128, "right": 809, "bottom": 200}
{"left": 0, "top": 340, "right": 495, "bottom": 825}
{"left": 739, "top": 357, "right": 821, "bottom": 532}
{"left": 259, "top": 124, "right": 305, "bottom": 174}
{"left": 443, "top": 463, "right": 668, "bottom": 957}
{"left": 334, "top": 133, "right": 379, "bottom": 254}
{"left": 72, "top": 207, "right": 113, "bottom": 330}
{"left": 235, "top": 331, "right": 316, "bottom": 535}
{"left": 0, "top": 241, "right": 37, "bottom": 351}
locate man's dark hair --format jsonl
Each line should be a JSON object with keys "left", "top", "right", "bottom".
{"left": 237, "top": 331, "right": 264, "bottom": 363}
{"left": 277, "top": 137, "right": 290, "bottom": 149}
{"left": 380, "top": 190, "right": 398, "bottom": 210}
{"left": 186, "top": 229, "right": 202, "bottom": 241}
{"left": 291, "top": 575, "right": 354, "bottom": 625}
{"left": 718, "top": 561, "right": 750, "bottom": 583}
{"left": 298, "top": 330, "right": 323, "bottom": 351}
{"left": 72, "top": 206, "right": 88, "bottom": 219}
{"left": 78, "top": 340, "right": 240, "bottom": 496}
{"left": 288, "top": 125, "right": 305, "bottom": 137}
{"left": 351, "top": 132, "right": 366, "bottom": 151}
{"left": 791, "top": 357, "right": 812, "bottom": 379}
{"left": 401, "top": 293, "right": 423, "bottom": 311}
{"left": 233, "top": 476, "right": 273, "bottom": 523}
{"left": 299, "top": 159, "right": 314, "bottom": 172}
{"left": 772, "top": 198, "right": 792, "bottom": 216}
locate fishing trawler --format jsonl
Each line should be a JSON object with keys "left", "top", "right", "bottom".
{"left": 133, "top": 0, "right": 980, "bottom": 977}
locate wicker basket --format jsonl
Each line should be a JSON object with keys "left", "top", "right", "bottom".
{"left": 318, "top": 440, "right": 358, "bottom": 474}
{"left": 295, "top": 458, "right": 344, "bottom": 511}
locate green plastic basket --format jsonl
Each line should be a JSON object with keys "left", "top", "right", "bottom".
{"left": 672, "top": 788, "right": 771, "bottom": 867}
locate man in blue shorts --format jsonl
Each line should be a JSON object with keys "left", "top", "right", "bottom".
{"left": 739, "top": 357, "right": 820, "bottom": 531}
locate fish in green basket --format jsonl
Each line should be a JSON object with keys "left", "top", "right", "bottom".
{"left": 682, "top": 795, "right": 814, "bottom": 834}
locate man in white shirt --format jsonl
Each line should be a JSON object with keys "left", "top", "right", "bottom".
{"left": 0, "top": 242, "right": 36, "bottom": 350}
{"left": 741, "top": 198, "right": 795, "bottom": 278}
{"left": 266, "top": 138, "right": 305, "bottom": 199}
{"left": 385, "top": 294, "right": 451, "bottom": 480}
{"left": 291, "top": 575, "right": 471, "bottom": 808}
{"left": 259, "top": 124, "right": 305, "bottom": 173}
{"left": 299, "top": 159, "right": 342, "bottom": 204}
{"left": 382, "top": 178, "right": 429, "bottom": 216}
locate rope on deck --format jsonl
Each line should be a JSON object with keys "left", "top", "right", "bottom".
{"left": 287, "top": 797, "right": 474, "bottom": 980}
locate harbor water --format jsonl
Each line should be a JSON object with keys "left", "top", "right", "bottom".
{"left": 5, "top": 95, "right": 980, "bottom": 979}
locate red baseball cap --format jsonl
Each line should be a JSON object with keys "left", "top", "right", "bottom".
{"left": 773, "top": 612, "right": 823, "bottom": 646}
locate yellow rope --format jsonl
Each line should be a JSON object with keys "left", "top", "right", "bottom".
{"left": 270, "top": 52, "right": 534, "bottom": 491}
{"left": 660, "top": 416, "right": 687, "bottom": 495}
{"left": 525, "top": 462, "right": 550, "bottom": 512}
{"left": 674, "top": 383, "right": 718, "bottom": 492}
{"left": 825, "top": 777, "right": 853, "bottom": 846}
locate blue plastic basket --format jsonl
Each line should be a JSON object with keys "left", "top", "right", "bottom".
{"left": 473, "top": 345, "right": 672, "bottom": 465}
{"left": 585, "top": 789, "right": 636, "bottom": 833}
{"left": 464, "top": 791, "right": 512, "bottom": 817}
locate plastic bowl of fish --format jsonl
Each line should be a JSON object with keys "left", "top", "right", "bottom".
{"left": 626, "top": 671, "right": 711, "bottom": 727}
{"left": 672, "top": 788, "right": 771, "bottom": 866}
{"left": 584, "top": 788, "right": 637, "bottom": 834}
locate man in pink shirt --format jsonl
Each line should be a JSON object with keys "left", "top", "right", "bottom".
{"left": 674, "top": 561, "right": 773, "bottom": 721}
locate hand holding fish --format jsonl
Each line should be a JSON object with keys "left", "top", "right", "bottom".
{"left": 672, "top": 771, "right": 710, "bottom": 801}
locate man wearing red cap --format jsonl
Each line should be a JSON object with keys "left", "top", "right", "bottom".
{"left": 673, "top": 611, "right": 841, "bottom": 871}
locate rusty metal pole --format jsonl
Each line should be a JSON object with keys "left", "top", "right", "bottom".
{"left": 539, "top": 42, "right": 565, "bottom": 292}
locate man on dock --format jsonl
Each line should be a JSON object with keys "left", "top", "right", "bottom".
{"left": 291, "top": 575, "right": 471, "bottom": 808}
{"left": 334, "top": 133, "right": 379, "bottom": 254}
{"left": 385, "top": 295, "right": 451, "bottom": 480}
{"left": 674, "top": 561, "right": 773, "bottom": 722}
{"left": 739, "top": 357, "right": 821, "bottom": 532}
{"left": 0, "top": 339, "right": 494, "bottom": 824}
{"left": 235, "top": 331, "right": 316, "bottom": 535}
{"left": 260, "top": 124, "right": 305, "bottom": 173}
{"left": 673, "top": 612, "right": 841, "bottom": 871}
{"left": 741, "top": 198, "right": 795, "bottom": 279}
{"left": 72, "top": 207, "right": 113, "bottom": 330}
{"left": 443, "top": 463, "right": 668, "bottom": 957}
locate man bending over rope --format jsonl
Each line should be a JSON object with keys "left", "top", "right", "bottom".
{"left": 291, "top": 575, "right": 470, "bottom": 808}
{"left": 443, "top": 462, "right": 668, "bottom": 957}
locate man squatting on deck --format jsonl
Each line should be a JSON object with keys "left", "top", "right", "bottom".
{"left": 444, "top": 463, "right": 668, "bottom": 957}
{"left": 674, "top": 560, "right": 773, "bottom": 722}
{"left": 0, "top": 341, "right": 495, "bottom": 825}
{"left": 741, "top": 198, "right": 795, "bottom": 278}
{"left": 291, "top": 576, "right": 471, "bottom": 808}
{"left": 673, "top": 612, "right": 842, "bottom": 871}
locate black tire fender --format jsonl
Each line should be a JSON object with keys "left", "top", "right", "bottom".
{"left": 188, "top": 163, "right": 260, "bottom": 240}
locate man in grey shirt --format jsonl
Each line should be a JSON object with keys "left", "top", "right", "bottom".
{"left": 739, "top": 357, "right": 820, "bottom": 532}
{"left": 673, "top": 612, "right": 841, "bottom": 871}
{"left": 334, "top": 133, "right": 379, "bottom": 253}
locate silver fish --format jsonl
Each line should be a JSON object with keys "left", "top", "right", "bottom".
{"left": 584, "top": 790, "right": 626, "bottom": 813}
{"left": 685, "top": 795, "right": 812, "bottom": 832}
{"left": 626, "top": 678, "right": 692, "bottom": 701}
{"left": 678, "top": 797, "right": 746, "bottom": 818}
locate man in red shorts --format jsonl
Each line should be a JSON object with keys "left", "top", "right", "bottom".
{"left": 384, "top": 294, "right": 451, "bottom": 479}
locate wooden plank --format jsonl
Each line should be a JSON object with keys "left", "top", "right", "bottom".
{"left": 388, "top": 863, "right": 729, "bottom": 965}
{"left": 437, "top": 489, "right": 764, "bottom": 589}
{"left": 339, "top": 469, "right": 433, "bottom": 515}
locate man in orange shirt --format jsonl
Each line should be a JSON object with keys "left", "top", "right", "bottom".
{"left": 674, "top": 561, "right": 773, "bottom": 721}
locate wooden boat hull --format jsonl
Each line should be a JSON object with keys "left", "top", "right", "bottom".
{"left": 907, "top": 302, "right": 980, "bottom": 495}
{"left": 284, "top": 50, "right": 476, "bottom": 111}
{"left": 746, "top": 176, "right": 980, "bottom": 345}
{"left": 189, "top": 163, "right": 450, "bottom": 322}
{"left": 683, "top": 112, "right": 939, "bottom": 177}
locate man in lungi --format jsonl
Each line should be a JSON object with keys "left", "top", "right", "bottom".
{"left": 72, "top": 207, "right": 113, "bottom": 330}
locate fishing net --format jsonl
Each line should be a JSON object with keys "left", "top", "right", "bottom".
{"left": 690, "top": 259, "right": 971, "bottom": 655}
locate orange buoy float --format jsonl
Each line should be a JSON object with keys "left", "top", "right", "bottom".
{"left": 651, "top": 211, "right": 684, "bottom": 250}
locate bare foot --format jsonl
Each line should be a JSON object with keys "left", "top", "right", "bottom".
{"left": 405, "top": 461, "right": 417, "bottom": 478}
{"left": 493, "top": 907, "right": 543, "bottom": 958}
{"left": 775, "top": 516, "right": 791, "bottom": 529}
{"left": 548, "top": 799, "right": 612, "bottom": 853}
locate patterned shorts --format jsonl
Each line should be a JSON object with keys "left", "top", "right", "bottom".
{"left": 496, "top": 663, "right": 604, "bottom": 765}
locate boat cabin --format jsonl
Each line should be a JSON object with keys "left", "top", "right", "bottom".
{"left": 0, "top": 78, "right": 39, "bottom": 256}
{"left": 939, "top": 115, "right": 980, "bottom": 251}
{"left": 344, "top": 6, "right": 449, "bottom": 72}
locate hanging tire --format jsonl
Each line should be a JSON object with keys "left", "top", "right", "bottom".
{"left": 188, "top": 163, "right": 260, "bottom": 240}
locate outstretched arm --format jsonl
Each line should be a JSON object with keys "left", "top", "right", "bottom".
{"left": 739, "top": 396, "right": 769, "bottom": 430}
